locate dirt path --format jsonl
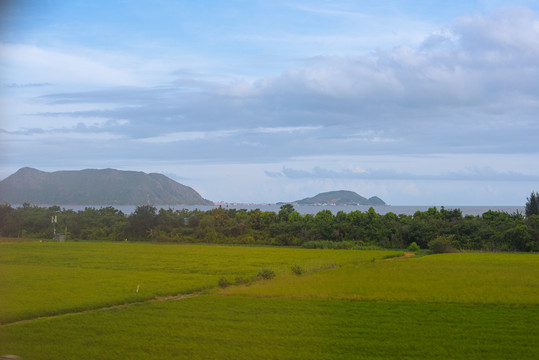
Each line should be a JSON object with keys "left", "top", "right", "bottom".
{"left": 384, "top": 252, "right": 416, "bottom": 260}
{"left": 2, "top": 292, "right": 200, "bottom": 326}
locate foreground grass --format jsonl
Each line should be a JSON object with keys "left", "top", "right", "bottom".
{"left": 1, "top": 295, "right": 537, "bottom": 360}
{"left": 0, "top": 241, "right": 399, "bottom": 323}
{"left": 2, "top": 243, "right": 538, "bottom": 359}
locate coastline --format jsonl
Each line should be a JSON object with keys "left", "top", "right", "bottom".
{"left": 11, "top": 204, "right": 525, "bottom": 217}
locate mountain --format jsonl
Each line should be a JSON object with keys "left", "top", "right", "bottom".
{"left": 290, "top": 190, "right": 386, "bottom": 206}
{"left": 0, "top": 167, "right": 213, "bottom": 205}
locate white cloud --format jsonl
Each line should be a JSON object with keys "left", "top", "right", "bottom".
{"left": 266, "top": 165, "right": 539, "bottom": 182}
{"left": 455, "top": 7, "right": 539, "bottom": 59}
{"left": 254, "top": 126, "right": 322, "bottom": 133}
{"left": 0, "top": 43, "right": 141, "bottom": 87}
{"left": 138, "top": 126, "right": 322, "bottom": 144}
{"left": 2, "top": 131, "right": 122, "bottom": 142}
{"left": 239, "top": 7, "right": 539, "bottom": 114}
{"left": 139, "top": 130, "right": 238, "bottom": 143}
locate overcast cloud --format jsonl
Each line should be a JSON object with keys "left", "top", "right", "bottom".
{"left": 1, "top": 1, "right": 538, "bottom": 205}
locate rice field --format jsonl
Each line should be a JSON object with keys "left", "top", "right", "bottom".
{"left": 221, "top": 252, "right": 539, "bottom": 303}
{"left": 2, "top": 296, "right": 537, "bottom": 360}
{"left": 1, "top": 241, "right": 538, "bottom": 359}
{"left": 0, "top": 241, "right": 399, "bottom": 323}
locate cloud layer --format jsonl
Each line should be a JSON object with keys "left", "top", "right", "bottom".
{"left": 1, "top": 3, "right": 538, "bottom": 204}
{"left": 265, "top": 166, "right": 539, "bottom": 182}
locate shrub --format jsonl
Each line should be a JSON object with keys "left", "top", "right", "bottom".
{"left": 218, "top": 277, "right": 232, "bottom": 288}
{"left": 334, "top": 241, "right": 355, "bottom": 249}
{"left": 407, "top": 242, "right": 420, "bottom": 252}
{"left": 302, "top": 240, "right": 356, "bottom": 249}
{"left": 290, "top": 264, "right": 303, "bottom": 275}
{"left": 428, "top": 235, "right": 457, "bottom": 254}
{"left": 257, "top": 269, "right": 276, "bottom": 280}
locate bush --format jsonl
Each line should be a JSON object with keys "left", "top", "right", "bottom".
{"left": 302, "top": 240, "right": 356, "bottom": 249}
{"left": 257, "top": 269, "right": 276, "bottom": 280}
{"left": 218, "top": 277, "right": 232, "bottom": 288}
{"left": 428, "top": 235, "right": 457, "bottom": 254}
{"left": 407, "top": 241, "right": 420, "bottom": 252}
{"left": 290, "top": 264, "right": 303, "bottom": 275}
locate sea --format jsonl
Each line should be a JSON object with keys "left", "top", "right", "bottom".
{"left": 39, "top": 204, "right": 525, "bottom": 217}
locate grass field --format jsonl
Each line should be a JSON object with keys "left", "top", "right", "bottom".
{"left": 221, "top": 253, "right": 539, "bottom": 303}
{"left": 1, "top": 241, "right": 538, "bottom": 359}
{"left": 0, "top": 241, "right": 399, "bottom": 323}
{"left": 2, "top": 296, "right": 537, "bottom": 360}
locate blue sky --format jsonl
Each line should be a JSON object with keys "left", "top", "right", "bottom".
{"left": 1, "top": 0, "right": 538, "bottom": 205}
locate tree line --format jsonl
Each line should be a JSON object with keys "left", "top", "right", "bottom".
{"left": 1, "top": 193, "right": 538, "bottom": 252}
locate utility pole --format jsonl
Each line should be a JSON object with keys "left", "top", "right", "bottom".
{"left": 51, "top": 215, "right": 57, "bottom": 241}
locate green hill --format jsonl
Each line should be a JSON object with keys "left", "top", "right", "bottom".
{"left": 292, "top": 190, "right": 386, "bottom": 206}
{"left": 0, "top": 167, "right": 213, "bottom": 205}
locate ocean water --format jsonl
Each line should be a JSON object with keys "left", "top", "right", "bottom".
{"left": 49, "top": 204, "right": 525, "bottom": 217}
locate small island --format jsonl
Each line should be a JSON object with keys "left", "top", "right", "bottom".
{"left": 282, "top": 190, "right": 386, "bottom": 206}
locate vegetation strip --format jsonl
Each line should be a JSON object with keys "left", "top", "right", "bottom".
{"left": 2, "top": 198, "right": 538, "bottom": 251}
{"left": 2, "top": 292, "right": 201, "bottom": 326}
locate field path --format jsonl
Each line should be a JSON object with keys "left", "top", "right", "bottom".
{"left": 2, "top": 292, "right": 200, "bottom": 326}
{"left": 384, "top": 252, "right": 415, "bottom": 260}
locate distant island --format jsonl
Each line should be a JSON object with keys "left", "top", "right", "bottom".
{"left": 281, "top": 190, "right": 386, "bottom": 206}
{"left": 0, "top": 167, "right": 213, "bottom": 206}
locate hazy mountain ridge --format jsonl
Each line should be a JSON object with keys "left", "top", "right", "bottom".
{"left": 290, "top": 190, "right": 386, "bottom": 206}
{"left": 0, "top": 167, "right": 213, "bottom": 205}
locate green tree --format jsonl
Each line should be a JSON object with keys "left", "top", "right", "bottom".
{"left": 313, "top": 210, "right": 335, "bottom": 240}
{"left": 0, "top": 204, "right": 18, "bottom": 237}
{"left": 128, "top": 205, "right": 157, "bottom": 239}
{"left": 278, "top": 204, "right": 295, "bottom": 222}
{"left": 525, "top": 191, "right": 538, "bottom": 217}
{"left": 503, "top": 224, "right": 533, "bottom": 251}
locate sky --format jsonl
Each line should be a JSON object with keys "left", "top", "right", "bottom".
{"left": 1, "top": 0, "right": 538, "bottom": 205}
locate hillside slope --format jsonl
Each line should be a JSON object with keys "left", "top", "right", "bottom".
{"left": 0, "top": 167, "right": 213, "bottom": 205}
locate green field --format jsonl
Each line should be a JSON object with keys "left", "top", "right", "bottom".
{"left": 222, "top": 253, "right": 539, "bottom": 303}
{"left": 1, "top": 241, "right": 538, "bottom": 359}
{"left": 0, "top": 241, "right": 398, "bottom": 323}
